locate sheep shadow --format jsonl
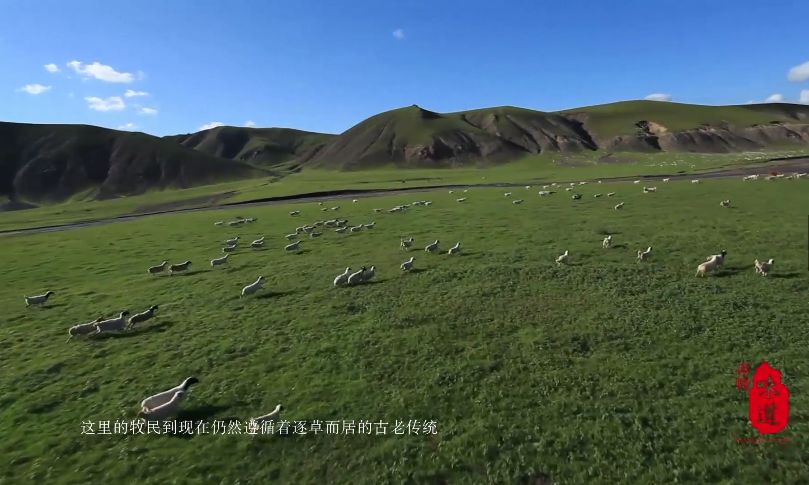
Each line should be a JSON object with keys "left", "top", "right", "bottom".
{"left": 255, "top": 290, "right": 296, "bottom": 299}
{"left": 31, "top": 302, "right": 67, "bottom": 310}
{"left": 408, "top": 268, "right": 428, "bottom": 274}
{"left": 169, "top": 270, "right": 205, "bottom": 277}
{"left": 179, "top": 404, "right": 230, "bottom": 422}
{"left": 769, "top": 272, "right": 802, "bottom": 279}
{"left": 714, "top": 266, "right": 745, "bottom": 278}
{"left": 91, "top": 321, "right": 174, "bottom": 340}
{"left": 612, "top": 244, "right": 628, "bottom": 249}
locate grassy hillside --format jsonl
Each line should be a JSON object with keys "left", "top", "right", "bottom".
{"left": 167, "top": 126, "right": 334, "bottom": 168}
{"left": 0, "top": 122, "right": 265, "bottom": 203}
{"left": 1, "top": 176, "right": 807, "bottom": 483}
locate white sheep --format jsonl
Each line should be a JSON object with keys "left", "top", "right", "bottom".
{"left": 285, "top": 233, "right": 298, "bottom": 240}
{"left": 139, "top": 391, "right": 186, "bottom": 421}
{"left": 302, "top": 226, "right": 315, "bottom": 233}
{"left": 614, "top": 202, "right": 625, "bottom": 210}
{"left": 169, "top": 261, "right": 192, "bottom": 275}
{"left": 309, "top": 232, "right": 323, "bottom": 239}
{"left": 696, "top": 256, "right": 720, "bottom": 277}
{"left": 556, "top": 250, "right": 569, "bottom": 265}
{"left": 373, "top": 208, "right": 383, "bottom": 213}
{"left": 571, "top": 194, "right": 582, "bottom": 200}
{"left": 289, "top": 210, "right": 301, "bottom": 216}
{"left": 707, "top": 250, "right": 727, "bottom": 267}
{"left": 512, "top": 199, "right": 524, "bottom": 204}
{"left": 128, "top": 305, "right": 158, "bottom": 328}
{"left": 241, "top": 276, "right": 264, "bottom": 297}
{"left": 93, "top": 311, "right": 131, "bottom": 334}
{"left": 607, "top": 192, "right": 616, "bottom": 197}
{"left": 333, "top": 267, "right": 351, "bottom": 287}
{"left": 214, "top": 221, "right": 224, "bottom": 226}
{"left": 504, "top": 192, "right": 512, "bottom": 197}
{"left": 447, "top": 242, "right": 461, "bottom": 255}
{"left": 456, "top": 198, "right": 467, "bottom": 203}
{"left": 350, "top": 226, "right": 363, "bottom": 233}
{"left": 25, "top": 291, "right": 55, "bottom": 307}
{"left": 633, "top": 180, "right": 641, "bottom": 184}
{"left": 209, "top": 254, "right": 228, "bottom": 267}
{"left": 691, "top": 179, "right": 701, "bottom": 184}
{"left": 140, "top": 377, "right": 199, "bottom": 414}
{"left": 720, "top": 200, "right": 730, "bottom": 207}
{"left": 362, "top": 266, "right": 376, "bottom": 282}
{"left": 425, "top": 240, "right": 440, "bottom": 253}
{"left": 363, "top": 222, "right": 376, "bottom": 229}
{"left": 400, "top": 257, "right": 415, "bottom": 271}
{"left": 285, "top": 241, "right": 301, "bottom": 252}
{"left": 67, "top": 317, "right": 104, "bottom": 341}
{"left": 335, "top": 227, "right": 348, "bottom": 233}
{"left": 643, "top": 186, "right": 657, "bottom": 193}
{"left": 352, "top": 199, "right": 358, "bottom": 203}
{"left": 251, "top": 239, "right": 265, "bottom": 248}
{"left": 662, "top": 178, "right": 670, "bottom": 182}
{"left": 148, "top": 261, "right": 168, "bottom": 274}
{"left": 538, "top": 191, "right": 551, "bottom": 196}
{"left": 330, "top": 206, "right": 340, "bottom": 211}
{"left": 754, "top": 258, "right": 775, "bottom": 277}
{"left": 593, "top": 193, "right": 603, "bottom": 198}
{"left": 225, "top": 237, "right": 239, "bottom": 246}
{"left": 637, "top": 246, "right": 652, "bottom": 262}
{"left": 565, "top": 187, "right": 573, "bottom": 192}
{"left": 223, "top": 245, "right": 236, "bottom": 253}
{"left": 399, "top": 237, "right": 414, "bottom": 250}
{"left": 602, "top": 235, "right": 612, "bottom": 249}
{"left": 347, "top": 267, "right": 367, "bottom": 286}
{"left": 250, "top": 404, "right": 283, "bottom": 426}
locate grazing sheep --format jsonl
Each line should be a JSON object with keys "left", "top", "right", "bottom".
{"left": 525, "top": 186, "right": 531, "bottom": 189}
{"left": 335, "top": 227, "right": 348, "bottom": 233}
{"left": 662, "top": 178, "right": 670, "bottom": 182}
{"left": 250, "top": 404, "right": 283, "bottom": 425}
{"left": 362, "top": 266, "right": 376, "bottom": 282}
{"left": 333, "top": 267, "right": 352, "bottom": 287}
{"left": 448, "top": 190, "right": 454, "bottom": 194}
{"left": 309, "top": 232, "right": 322, "bottom": 239}
{"left": 614, "top": 202, "right": 625, "bottom": 210}
{"left": 225, "top": 237, "right": 239, "bottom": 246}
{"left": 425, "top": 240, "right": 440, "bottom": 253}
{"left": 168, "top": 261, "right": 192, "bottom": 275}
{"left": 25, "top": 291, "right": 55, "bottom": 307}
{"left": 754, "top": 258, "right": 775, "bottom": 276}
{"left": 148, "top": 261, "right": 168, "bottom": 274}
{"left": 565, "top": 187, "right": 573, "bottom": 192}
{"left": 593, "top": 193, "right": 603, "bottom": 198}
{"left": 456, "top": 198, "right": 467, "bottom": 203}
{"left": 330, "top": 206, "right": 340, "bottom": 211}
{"left": 210, "top": 254, "right": 229, "bottom": 267}
{"left": 691, "top": 179, "right": 701, "bottom": 184}
{"left": 463, "top": 189, "right": 469, "bottom": 193}
{"left": 363, "top": 222, "right": 376, "bottom": 229}
{"left": 285, "top": 241, "right": 301, "bottom": 252}
{"left": 512, "top": 199, "right": 524, "bottom": 204}
{"left": 285, "top": 233, "right": 298, "bottom": 240}
{"left": 538, "top": 191, "right": 551, "bottom": 196}
{"left": 321, "top": 207, "right": 329, "bottom": 212}
{"left": 400, "top": 237, "right": 414, "bottom": 250}
{"left": 128, "top": 305, "right": 158, "bottom": 328}
{"left": 349, "top": 226, "right": 363, "bottom": 233}
{"left": 720, "top": 200, "right": 731, "bottom": 207}
{"left": 556, "top": 250, "right": 569, "bottom": 266}
{"left": 607, "top": 192, "right": 616, "bottom": 197}
{"left": 696, "top": 256, "right": 720, "bottom": 277}
{"left": 504, "top": 192, "right": 512, "bottom": 197}
{"left": 347, "top": 267, "right": 367, "bottom": 286}
{"left": 302, "top": 226, "right": 315, "bottom": 234}
{"left": 223, "top": 245, "right": 236, "bottom": 253}
{"left": 424, "top": 201, "right": 433, "bottom": 206}
{"left": 214, "top": 221, "right": 224, "bottom": 226}
{"left": 289, "top": 211, "right": 301, "bottom": 216}
{"left": 602, "top": 235, "right": 612, "bottom": 249}
{"left": 352, "top": 199, "right": 358, "bottom": 203}
{"left": 373, "top": 208, "right": 383, "bottom": 213}
{"left": 633, "top": 180, "right": 641, "bottom": 184}
{"left": 447, "top": 242, "right": 461, "bottom": 255}
{"left": 637, "top": 246, "right": 652, "bottom": 262}
{"left": 571, "top": 194, "right": 582, "bottom": 200}
{"left": 94, "top": 311, "right": 131, "bottom": 334}
{"left": 140, "top": 377, "right": 199, "bottom": 414}
{"left": 251, "top": 239, "right": 265, "bottom": 248}
{"left": 67, "top": 317, "right": 104, "bottom": 341}
{"left": 400, "top": 257, "right": 415, "bottom": 271}
{"left": 139, "top": 390, "right": 186, "bottom": 421}
{"left": 241, "top": 276, "right": 264, "bottom": 297}
{"left": 643, "top": 186, "right": 657, "bottom": 193}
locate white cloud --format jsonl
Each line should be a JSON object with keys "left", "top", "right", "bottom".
{"left": 85, "top": 96, "right": 125, "bottom": 111}
{"left": 117, "top": 122, "right": 138, "bottom": 131}
{"left": 800, "top": 90, "right": 809, "bottom": 105}
{"left": 138, "top": 107, "right": 158, "bottom": 115}
{"left": 124, "top": 89, "right": 149, "bottom": 97}
{"left": 44, "top": 63, "right": 60, "bottom": 73}
{"left": 787, "top": 60, "right": 809, "bottom": 82}
{"left": 644, "top": 93, "right": 672, "bottom": 102}
{"left": 392, "top": 28, "right": 405, "bottom": 40}
{"left": 764, "top": 93, "right": 784, "bottom": 103}
{"left": 17, "top": 83, "right": 51, "bottom": 95}
{"left": 67, "top": 60, "right": 135, "bottom": 83}
{"left": 199, "top": 121, "right": 225, "bottom": 131}
{"left": 244, "top": 120, "right": 256, "bottom": 127}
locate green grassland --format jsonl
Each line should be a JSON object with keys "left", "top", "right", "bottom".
{"left": 1, "top": 176, "right": 808, "bottom": 483}
{"left": 2, "top": 149, "right": 807, "bottom": 233}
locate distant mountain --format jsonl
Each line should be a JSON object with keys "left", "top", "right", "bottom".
{"left": 0, "top": 122, "right": 264, "bottom": 203}
{"left": 166, "top": 126, "right": 334, "bottom": 169}
{"left": 301, "top": 101, "right": 809, "bottom": 168}
{"left": 3, "top": 101, "right": 809, "bottom": 204}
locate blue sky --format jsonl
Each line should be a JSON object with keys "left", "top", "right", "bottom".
{"left": 2, "top": 0, "right": 809, "bottom": 136}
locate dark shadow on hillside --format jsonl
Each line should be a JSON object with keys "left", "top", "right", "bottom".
{"left": 408, "top": 268, "right": 428, "bottom": 274}
{"left": 769, "top": 272, "right": 802, "bottom": 279}
{"left": 714, "top": 266, "right": 745, "bottom": 278}
{"left": 255, "top": 290, "right": 296, "bottom": 299}
{"left": 37, "top": 302, "right": 67, "bottom": 310}
{"left": 179, "top": 404, "right": 230, "bottom": 422}
{"left": 612, "top": 243, "right": 628, "bottom": 249}
{"left": 169, "top": 270, "right": 205, "bottom": 277}
{"left": 91, "top": 321, "right": 173, "bottom": 339}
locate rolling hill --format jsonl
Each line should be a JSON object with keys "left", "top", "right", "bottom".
{"left": 3, "top": 101, "right": 809, "bottom": 204}
{"left": 0, "top": 122, "right": 265, "bottom": 204}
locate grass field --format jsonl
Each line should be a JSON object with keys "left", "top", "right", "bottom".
{"left": 2, "top": 149, "right": 807, "bottom": 233}
{"left": 1, "top": 175, "right": 808, "bottom": 483}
